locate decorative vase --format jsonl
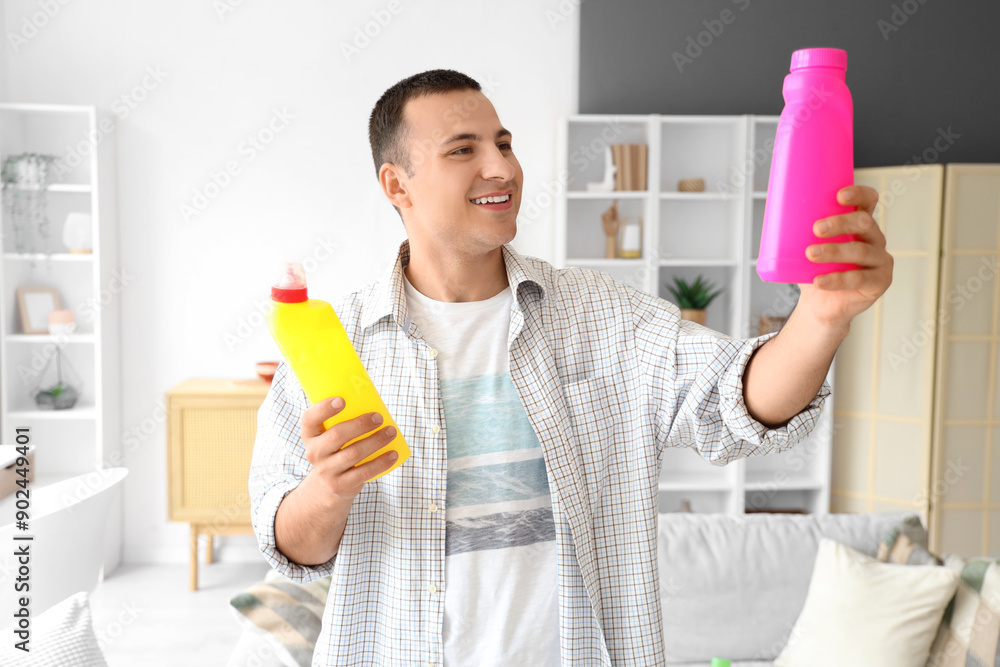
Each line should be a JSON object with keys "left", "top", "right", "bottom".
{"left": 618, "top": 217, "right": 642, "bottom": 259}
{"left": 681, "top": 308, "right": 707, "bottom": 325}
{"left": 30, "top": 347, "right": 82, "bottom": 410}
{"left": 62, "top": 212, "right": 93, "bottom": 253}
{"left": 48, "top": 309, "right": 77, "bottom": 336}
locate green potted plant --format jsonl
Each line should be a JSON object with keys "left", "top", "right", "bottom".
{"left": 665, "top": 275, "right": 723, "bottom": 325}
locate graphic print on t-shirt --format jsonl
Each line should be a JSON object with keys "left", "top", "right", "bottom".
{"left": 441, "top": 372, "right": 555, "bottom": 556}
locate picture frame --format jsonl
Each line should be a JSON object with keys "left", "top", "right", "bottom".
{"left": 16, "top": 287, "right": 60, "bottom": 334}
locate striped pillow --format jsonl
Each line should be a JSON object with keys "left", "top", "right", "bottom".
{"left": 925, "top": 556, "right": 1000, "bottom": 667}
{"left": 876, "top": 515, "right": 942, "bottom": 566}
{"left": 229, "top": 570, "right": 331, "bottom": 667}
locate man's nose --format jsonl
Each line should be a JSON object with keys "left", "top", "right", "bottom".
{"left": 481, "top": 145, "right": 516, "bottom": 181}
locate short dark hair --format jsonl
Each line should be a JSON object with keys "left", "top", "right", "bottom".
{"left": 368, "top": 69, "right": 482, "bottom": 219}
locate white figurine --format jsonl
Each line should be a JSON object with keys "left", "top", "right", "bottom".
{"left": 586, "top": 146, "right": 616, "bottom": 192}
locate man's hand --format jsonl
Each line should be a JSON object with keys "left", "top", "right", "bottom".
{"left": 797, "top": 184, "right": 894, "bottom": 333}
{"left": 301, "top": 397, "right": 398, "bottom": 503}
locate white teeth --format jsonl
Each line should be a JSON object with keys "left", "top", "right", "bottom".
{"left": 472, "top": 194, "right": 510, "bottom": 205}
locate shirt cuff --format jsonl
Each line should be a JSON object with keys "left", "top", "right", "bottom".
{"left": 718, "top": 331, "right": 832, "bottom": 456}
{"left": 253, "top": 480, "right": 337, "bottom": 583}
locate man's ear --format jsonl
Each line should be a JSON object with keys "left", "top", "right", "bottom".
{"left": 380, "top": 163, "right": 412, "bottom": 210}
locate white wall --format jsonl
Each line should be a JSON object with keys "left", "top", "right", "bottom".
{"left": 2, "top": 0, "right": 579, "bottom": 563}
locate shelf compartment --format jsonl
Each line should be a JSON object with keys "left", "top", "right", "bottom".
{"left": 3, "top": 260, "right": 96, "bottom": 336}
{"left": 3, "top": 343, "right": 96, "bottom": 414}
{"left": 1, "top": 190, "right": 93, "bottom": 256}
{"left": 566, "top": 118, "right": 650, "bottom": 193}
{"left": 658, "top": 264, "right": 738, "bottom": 336}
{"left": 659, "top": 198, "right": 741, "bottom": 263}
{"left": 565, "top": 197, "right": 647, "bottom": 261}
{"left": 659, "top": 117, "right": 744, "bottom": 195}
{"left": 0, "top": 107, "right": 93, "bottom": 186}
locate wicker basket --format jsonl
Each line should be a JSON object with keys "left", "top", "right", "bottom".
{"left": 677, "top": 178, "right": 705, "bottom": 192}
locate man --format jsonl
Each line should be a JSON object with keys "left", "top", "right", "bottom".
{"left": 250, "top": 69, "right": 893, "bottom": 666}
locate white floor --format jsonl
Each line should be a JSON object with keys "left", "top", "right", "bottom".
{"left": 89, "top": 561, "right": 269, "bottom": 666}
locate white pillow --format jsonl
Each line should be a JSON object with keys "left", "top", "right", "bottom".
{"left": 775, "top": 538, "right": 959, "bottom": 667}
{"left": 0, "top": 591, "right": 108, "bottom": 666}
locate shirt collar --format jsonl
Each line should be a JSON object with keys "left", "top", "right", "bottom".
{"left": 360, "top": 239, "right": 546, "bottom": 332}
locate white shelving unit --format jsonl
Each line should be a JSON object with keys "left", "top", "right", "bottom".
{"left": 0, "top": 104, "right": 122, "bottom": 559}
{"left": 555, "top": 114, "right": 833, "bottom": 515}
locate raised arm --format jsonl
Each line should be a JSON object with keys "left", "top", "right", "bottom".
{"left": 743, "top": 185, "right": 893, "bottom": 427}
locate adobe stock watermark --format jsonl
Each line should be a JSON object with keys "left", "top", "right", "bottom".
{"left": 225, "top": 234, "right": 340, "bottom": 351}
{"left": 888, "top": 255, "right": 997, "bottom": 371}
{"left": 877, "top": 0, "right": 932, "bottom": 41}
{"left": 95, "top": 600, "right": 143, "bottom": 655}
{"left": 6, "top": 0, "right": 71, "bottom": 54}
{"left": 341, "top": 0, "right": 404, "bottom": 62}
{"left": 214, "top": 0, "right": 248, "bottom": 21}
{"left": 545, "top": 0, "right": 584, "bottom": 30}
{"left": 672, "top": 0, "right": 752, "bottom": 73}
{"left": 53, "top": 65, "right": 169, "bottom": 178}
{"left": 179, "top": 107, "right": 295, "bottom": 224}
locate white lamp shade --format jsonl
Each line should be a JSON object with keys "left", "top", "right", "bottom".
{"left": 62, "top": 212, "right": 93, "bottom": 252}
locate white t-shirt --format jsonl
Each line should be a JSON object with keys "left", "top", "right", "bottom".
{"left": 403, "top": 271, "right": 560, "bottom": 667}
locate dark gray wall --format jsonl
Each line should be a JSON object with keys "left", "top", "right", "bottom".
{"left": 580, "top": 0, "right": 998, "bottom": 167}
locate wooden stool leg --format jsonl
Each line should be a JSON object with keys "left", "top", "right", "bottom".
{"left": 190, "top": 524, "right": 199, "bottom": 591}
{"left": 205, "top": 532, "right": 214, "bottom": 564}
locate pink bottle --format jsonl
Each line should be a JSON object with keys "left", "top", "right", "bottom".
{"left": 757, "top": 47, "right": 859, "bottom": 284}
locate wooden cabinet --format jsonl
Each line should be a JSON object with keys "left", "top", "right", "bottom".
{"left": 166, "top": 377, "right": 270, "bottom": 590}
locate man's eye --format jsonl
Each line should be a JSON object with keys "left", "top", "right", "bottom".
{"left": 451, "top": 147, "right": 471, "bottom": 155}
{"left": 500, "top": 142, "right": 512, "bottom": 151}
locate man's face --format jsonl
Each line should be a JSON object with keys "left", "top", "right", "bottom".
{"left": 390, "top": 89, "right": 523, "bottom": 254}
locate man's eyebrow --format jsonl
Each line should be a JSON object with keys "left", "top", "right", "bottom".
{"left": 440, "top": 128, "right": 512, "bottom": 146}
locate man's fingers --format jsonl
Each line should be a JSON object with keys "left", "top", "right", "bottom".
{"left": 838, "top": 184, "right": 879, "bottom": 216}
{"left": 301, "top": 396, "right": 347, "bottom": 440}
{"left": 813, "top": 210, "right": 886, "bottom": 249}
{"left": 341, "top": 449, "right": 399, "bottom": 488}
{"left": 312, "top": 412, "right": 388, "bottom": 462}
{"left": 805, "top": 240, "right": 881, "bottom": 267}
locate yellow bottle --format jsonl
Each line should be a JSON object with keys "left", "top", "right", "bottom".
{"left": 265, "top": 262, "right": 409, "bottom": 481}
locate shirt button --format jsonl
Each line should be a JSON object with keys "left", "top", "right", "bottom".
{"left": 428, "top": 583, "right": 438, "bottom": 594}
{"left": 429, "top": 348, "right": 438, "bottom": 358}
{"left": 431, "top": 424, "right": 440, "bottom": 434}
{"left": 429, "top": 503, "right": 438, "bottom": 513}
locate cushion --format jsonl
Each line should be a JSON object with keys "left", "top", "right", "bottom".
{"left": 228, "top": 569, "right": 331, "bottom": 667}
{"left": 657, "top": 511, "right": 916, "bottom": 662}
{"left": 773, "top": 538, "right": 959, "bottom": 667}
{"left": 876, "top": 514, "right": 941, "bottom": 566}
{"left": 925, "top": 555, "right": 1000, "bottom": 666}
{"left": 0, "top": 591, "right": 108, "bottom": 666}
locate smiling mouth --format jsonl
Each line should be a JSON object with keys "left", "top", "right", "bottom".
{"left": 470, "top": 194, "right": 512, "bottom": 205}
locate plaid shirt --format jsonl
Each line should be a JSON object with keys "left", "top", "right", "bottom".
{"left": 250, "top": 239, "right": 830, "bottom": 667}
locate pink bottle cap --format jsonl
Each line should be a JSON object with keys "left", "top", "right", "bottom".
{"left": 271, "top": 262, "right": 308, "bottom": 303}
{"left": 790, "top": 48, "right": 847, "bottom": 71}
